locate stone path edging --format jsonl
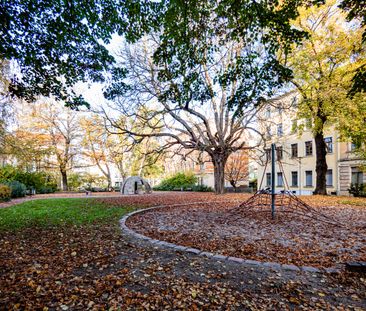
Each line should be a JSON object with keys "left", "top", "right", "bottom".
{"left": 119, "top": 203, "right": 342, "bottom": 275}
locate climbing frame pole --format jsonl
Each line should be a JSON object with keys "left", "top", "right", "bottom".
{"left": 271, "top": 143, "right": 276, "bottom": 219}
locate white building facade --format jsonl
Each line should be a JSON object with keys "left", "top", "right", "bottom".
{"left": 257, "top": 92, "right": 366, "bottom": 196}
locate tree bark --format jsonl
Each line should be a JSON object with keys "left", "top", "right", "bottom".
{"left": 314, "top": 131, "right": 328, "bottom": 195}
{"left": 61, "top": 169, "right": 68, "bottom": 191}
{"left": 212, "top": 154, "right": 228, "bottom": 194}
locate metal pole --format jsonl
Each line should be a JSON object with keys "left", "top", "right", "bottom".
{"left": 271, "top": 143, "right": 276, "bottom": 219}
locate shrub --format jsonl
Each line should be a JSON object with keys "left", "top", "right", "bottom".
{"left": 153, "top": 172, "right": 198, "bottom": 191}
{"left": 4, "top": 181, "right": 27, "bottom": 198}
{"left": 0, "top": 184, "right": 11, "bottom": 201}
{"left": 38, "top": 186, "right": 57, "bottom": 194}
{"left": 191, "top": 184, "right": 213, "bottom": 192}
{"left": 348, "top": 183, "right": 366, "bottom": 197}
{"left": 0, "top": 165, "right": 58, "bottom": 193}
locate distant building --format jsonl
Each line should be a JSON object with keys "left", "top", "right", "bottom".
{"left": 257, "top": 91, "right": 366, "bottom": 195}
{"left": 164, "top": 149, "right": 250, "bottom": 189}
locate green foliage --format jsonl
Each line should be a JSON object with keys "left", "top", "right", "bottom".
{"left": 153, "top": 172, "right": 198, "bottom": 191}
{"left": 348, "top": 183, "right": 366, "bottom": 197}
{"left": 68, "top": 172, "right": 107, "bottom": 191}
{"left": 339, "top": 0, "right": 366, "bottom": 96}
{"left": 4, "top": 180, "right": 27, "bottom": 198}
{"left": 0, "top": 199, "right": 133, "bottom": 231}
{"left": 249, "top": 179, "right": 258, "bottom": 191}
{"left": 0, "top": 184, "right": 11, "bottom": 202}
{"left": 191, "top": 185, "right": 213, "bottom": 192}
{"left": 0, "top": 165, "right": 57, "bottom": 193}
{"left": 288, "top": 1, "right": 364, "bottom": 135}
{"left": 0, "top": 1, "right": 159, "bottom": 107}
{"left": 107, "top": 1, "right": 309, "bottom": 114}
{"left": 38, "top": 186, "right": 58, "bottom": 194}
{"left": 67, "top": 173, "right": 84, "bottom": 191}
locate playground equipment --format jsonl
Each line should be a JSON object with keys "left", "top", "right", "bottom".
{"left": 121, "top": 176, "right": 152, "bottom": 195}
{"left": 230, "top": 144, "right": 339, "bottom": 225}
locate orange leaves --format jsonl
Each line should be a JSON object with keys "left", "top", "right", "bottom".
{"left": 127, "top": 193, "right": 366, "bottom": 268}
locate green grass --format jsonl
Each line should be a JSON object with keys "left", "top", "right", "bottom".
{"left": 338, "top": 199, "right": 366, "bottom": 206}
{"left": 0, "top": 198, "right": 134, "bottom": 231}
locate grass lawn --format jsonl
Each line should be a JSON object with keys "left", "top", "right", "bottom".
{"left": 0, "top": 198, "right": 134, "bottom": 231}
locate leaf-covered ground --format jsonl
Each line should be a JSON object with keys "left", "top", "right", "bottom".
{"left": 0, "top": 193, "right": 365, "bottom": 310}
{"left": 128, "top": 195, "right": 366, "bottom": 268}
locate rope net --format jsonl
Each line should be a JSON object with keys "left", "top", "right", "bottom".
{"left": 228, "top": 146, "right": 341, "bottom": 226}
{"left": 229, "top": 189, "right": 340, "bottom": 225}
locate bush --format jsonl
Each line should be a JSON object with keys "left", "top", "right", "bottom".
{"left": 153, "top": 172, "right": 198, "bottom": 191}
{"left": 348, "top": 183, "right": 366, "bottom": 197}
{"left": 38, "top": 186, "right": 57, "bottom": 194}
{"left": 153, "top": 172, "right": 213, "bottom": 192}
{"left": 4, "top": 181, "right": 27, "bottom": 198}
{"left": 191, "top": 184, "right": 213, "bottom": 192}
{"left": 0, "top": 165, "right": 58, "bottom": 193}
{"left": 0, "top": 184, "right": 11, "bottom": 201}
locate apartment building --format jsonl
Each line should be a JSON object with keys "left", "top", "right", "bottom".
{"left": 257, "top": 91, "right": 366, "bottom": 195}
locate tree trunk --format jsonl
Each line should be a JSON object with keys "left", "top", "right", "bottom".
{"left": 229, "top": 180, "right": 236, "bottom": 188}
{"left": 314, "top": 131, "right": 328, "bottom": 195}
{"left": 212, "top": 154, "right": 228, "bottom": 194}
{"left": 107, "top": 177, "right": 112, "bottom": 190}
{"left": 61, "top": 169, "right": 68, "bottom": 191}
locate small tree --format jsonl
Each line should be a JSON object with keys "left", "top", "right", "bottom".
{"left": 225, "top": 151, "right": 249, "bottom": 190}
{"left": 80, "top": 115, "right": 113, "bottom": 189}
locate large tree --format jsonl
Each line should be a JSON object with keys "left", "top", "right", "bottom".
{"left": 105, "top": 35, "right": 271, "bottom": 193}
{"left": 104, "top": 0, "right": 313, "bottom": 193}
{"left": 18, "top": 100, "right": 82, "bottom": 190}
{"left": 286, "top": 0, "right": 365, "bottom": 194}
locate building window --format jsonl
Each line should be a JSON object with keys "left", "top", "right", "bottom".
{"left": 350, "top": 143, "right": 357, "bottom": 151}
{"left": 277, "top": 124, "right": 283, "bottom": 137}
{"left": 305, "top": 171, "right": 313, "bottom": 187}
{"left": 326, "top": 169, "right": 333, "bottom": 186}
{"left": 199, "top": 163, "right": 205, "bottom": 171}
{"left": 305, "top": 141, "right": 313, "bottom": 156}
{"left": 277, "top": 172, "right": 284, "bottom": 187}
{"left": 291, "top": 171, "right": 298, "bottom": 187}
{"left": 266, "top": 173, "right": 271, "bottom": 187}
{"left": 266, "top": 126, "right": 272, "bottom": 138}
{"left": 265, "top": 149, "right": 271, "bottom": 161}
{"left": 291, "top": 143, "right": 298, "bottom": 158}
{"left": 351, "top": 167, "right": 364, "bottom": 184}
{"left": 277, "top": 146, "right": 283, "bottom": 160}
{"left": 324, "top": 137, "right": 333, "bottom": 153}
{"left": 265, "top": 108, "right": 271, "bottom": 118}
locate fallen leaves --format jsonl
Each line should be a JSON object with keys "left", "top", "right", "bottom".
{"left": 128, "top": 197, "right": 366, "bottom": 268}
{"left": 0, "top": 192, "right": 365, "bottom": 309}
